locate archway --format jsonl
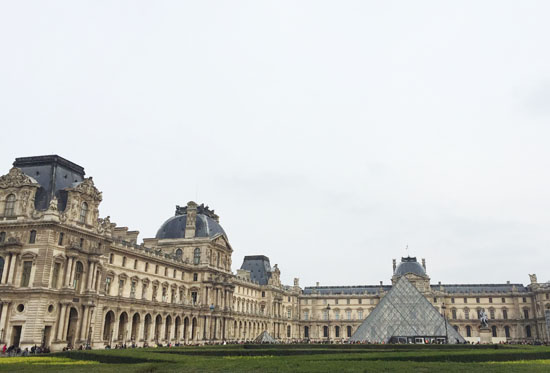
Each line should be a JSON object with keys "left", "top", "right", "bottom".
{"left": 66, "top": 307, "right": 79, "bottom": 348}
{"left": 118, "top": 312, "right": 129, "bottom": 343}
{"left": 175, "top": 316, "right": 181, "bottom": 341}
{"left": 144, "top": 314, "right": 152, "bottom": 342}
{"left": 183, "top": 317, "right": 189, "bottom": 342}
{"left": 165, "top": 315, "right": 172, "bottom": 341}
{"left": 103, "top": 310, "right": 115, "bottom": 342}
{"left": 131, "top": 313, "right": 140, "bottom": 342}
{"left": 154, "top": 315, "right": 162, "bottom": 343}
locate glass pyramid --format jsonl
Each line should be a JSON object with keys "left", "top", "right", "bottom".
{"left": 350, "top": 276, "right": 465, "bottom": 344}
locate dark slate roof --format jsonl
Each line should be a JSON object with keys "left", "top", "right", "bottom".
{"left": 13, "top": 155, "right": 85, "bottom": 211}
{"left": 156, "top": 213, "right": 226, "bottom": 240}
{"left": 430, "top": 284, "right": 529, "bottom": 294}
{"left": 303, "top": 285, "right": 392, "bottom": 295}
{"left": 240, "top": 255, "right": 272, "bottom": 285}
{"left": 394, "top": 256, "right": 427, "bottom": 277}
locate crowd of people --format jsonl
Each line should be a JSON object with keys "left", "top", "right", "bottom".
{"left": 1, "top": 344, "right": 50, "bottom": 357}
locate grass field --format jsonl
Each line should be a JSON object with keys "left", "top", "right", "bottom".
{"left": 1, "top": 344, "right": 549, "bottom": 372}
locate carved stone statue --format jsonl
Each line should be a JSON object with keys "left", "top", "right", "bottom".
{"left": 479, "top": 309, "right": 489, "bottom": 328}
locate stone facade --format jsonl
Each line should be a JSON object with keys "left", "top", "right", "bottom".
{"left": 0, "top": 155, "right": 548, "bottom": 350}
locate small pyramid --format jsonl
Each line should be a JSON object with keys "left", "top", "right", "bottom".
{"left": 350, "top": 276, "right": 465, "bottom": 344}
{"left": 254, "top": 330, "right": 278, "bottom": 344}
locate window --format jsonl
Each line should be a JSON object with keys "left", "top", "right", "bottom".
{"left": 58, "top": 233, "right": 64, "bottom": 246}
{"left": 303, "top": 311, "right": 309, "bottom": 320}
{"left": 522, "top": 297, "right": 527, "bottom": 303}
{"left": 464, "top": 309, "right": 470, "bottom": 320}
{"left": 73, "top": 261, "right": 83, "bottom": 292}
{"left": 130, "top": 281, "right": 136, "bottom": 298}
{"left": 287, "top": 309, "right": 291, "bottom": 318}
{"left": 451, "top": 309, "right": 457, "bottom": 319}
{"left": 451, "top": 298, "right": 455, "bottom": 304}
{"left": 523, "top": 309, "right": 529, "bottom": 319}
{"left": 262, "top": 291, "right": 265, "bottom": 298}
{"left": 133, "top": 259, "right": 138, "bottom": 269}
{"left": 171, "top": 288, "right": 176, "bottom": 303}
{"left": 358, "top": 310, "right": 363, "bottom": 319}
{"left": 145, "top": 262, "right": 149, "bottom": 272}
{"left": 503, "top": 309, "right": 508, "bottom": 320}
{"left": 142, "top": 283, "right": 148, "bottom": 299}
{"left": 162, "top": 287, "right": 167, "bottom": 302}
{"left": 152, "top": 285, "right": 158, "bottom": 301}
{"left": 323, "top": 310, "right": 329, "bottom": 320}
{"left": 175, "top": 248, "right": 183, "bottom": 258}
{"left": 0, "top": 257, "right": 5, "bottom": 283}
{"left": 122, "top": 257, "right": 127, "bottom": 267}
{"left": 21, "top": 261, "right": 32, "bottom": 287}
{"left": 492, "top": 326, "right": 497, "bottom": 337}
{"left": 5, "top": 194, "right": 15, "bottom": 217}
{"left": 155, "top": 265, "right": 159, "bottom": 274}
{"left": 464, "top": 298, "right": 467, "bottom": 303}
{"left": 109, "top": 254, "right": 114, "bottom": 264}
{"left": 191, "top": 291, "right": 198, "bottom": 304}
{"left": 287, "top": 325, "right": 291, "bottom": 338}
{"left": 29, "top": 230, "right": 36, "bottom": 244}
{"left": 335, "top": 299, "right": 338, "bottom": 305}
{"left": 118, "top": 279, "right": 124, "bottom": 296}
{"left": 502, "top": 297, "right": 506, "bottom": 303}
{"left": 347, "top": 299, "right": 350, "bottom": 305}
{"left": 323, "top": 326, "right": 328, "bottom": 338}
{"left": 323, "top": 299, "right": 327, "bottom": 305}
{"left": 526, "top": 325, "right": 532, "bottom": 338}
{"left": 347, "top": 326, "right": 352, "bottom": 337}
{"left": 304, "top": 326, "right": 309, "bottom": 338}
{"left": 79, "top": 238, "right": 84, "bottom": 248}
{"left": 546, "top": 294, "right": 549, "bottom": 300}
{"left": 335, "top": 326, "right": 340, "bottom": 338}
{"left": 164, "top": 267, "right": 168, "bottom": 276}
{"left": 193, "top": 273, "right": 198, "bottom": 281}
{"left": 105, "top": 277, "right": 112, "bottom": 294}
{"left": 433, "top": 297, "right": 437, "bottom": 303}
{"left": 79, "top": 202, "right": 88, "bottom": 223}
{"left": 51, "top": 262, "right": 61, "bottom": 288}
{"left": 504, "top": 326, "right": 510, "bottom": 338}
{"left": 358, "top": 299, "right": 362, "bottom": 304}
{"left": 346, "top": 310, "right": 351, "bottom": 320}
{"left": 193, "top": 248, "right": 201, "bottom": 265}
{"left": 466, "top": 326, "right": 471, "bottom": 337}
{"left": 489, "top": 297, "right": 493, "bottom": 303}
{"left": 335, "top": 311, "right": 340, "bottom": 320}
{"left": 489, "top": 308, "right": 495, "bottom": 319}
{"left": 476, "top": 297, "right": 480, "bottom": 303}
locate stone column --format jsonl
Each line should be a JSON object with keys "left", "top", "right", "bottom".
{"left": 8, "top": 254, "right": 18, "bottom": 285}
{"left": 159, "top": 319, "right": 166, "bottom": 343}
{"left": 56, "top": 304, "right": 67, "bottom": 340}
{"left": 112, "top": 313, "right": 120, "bottom": 343}
{"left": 86, "top": 262, "right": 95, "bottom": 290}
{"left": 138, "top": 316, "right": 145, "bottom": 342}
{"left": 1, "top": 254, "right": 11, "bottom": 284}
{"left": 79, "top": 306, "right": 88, "bottom": 342}
{"left": 64, "top": 257, "right": 73, "bottom": 287}
{"left": 61, "top": 305, "right": 72, "bottom": 341}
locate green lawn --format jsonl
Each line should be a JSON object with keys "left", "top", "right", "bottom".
{"left": 1, "top": 344, "right": 549, "bottom": 372}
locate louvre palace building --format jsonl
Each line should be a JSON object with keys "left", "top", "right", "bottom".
{"left": 0, "top": 155, "right": 549, "bottom": 351}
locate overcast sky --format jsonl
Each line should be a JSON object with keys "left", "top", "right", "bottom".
{"left": 1, "top": 1, "right": 549, "bottom": 287}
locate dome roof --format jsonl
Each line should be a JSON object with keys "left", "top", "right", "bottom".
{"left": 155, "top": 212, "right": 226, "bottom": 240}
{"left": 394, "top": 257, "right": 426, "bottom": 277}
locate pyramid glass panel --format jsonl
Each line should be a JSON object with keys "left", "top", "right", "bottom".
{"left": 350, "top": 277, "right": 465, "bottom": 344}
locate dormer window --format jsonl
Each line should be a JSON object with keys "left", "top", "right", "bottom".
{"left": 79, "top": 202, "right": 88, "bottom": 223}
{"left": 5, "top": 194, "right": 15, "bottom": 217}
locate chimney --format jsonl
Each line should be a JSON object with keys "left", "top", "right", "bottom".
{"left": 184, "top": 201, "right": 197, "bottom": 238}
{"left": 294, "top": 278, "right": 300, "bottom": 287}
{"left": 392, "top": 259, "right": 396, "bottom": 272}
{"left": 422, "top": 258, "right": 426, "bottom": 270}
{"left": 316, "top": 282, "right": 320, "bottom": 287}
{"left": 380, "top": 281, "right": 383, "bottom": 286}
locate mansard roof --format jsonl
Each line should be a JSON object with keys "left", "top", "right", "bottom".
{"left": 431, "top": 283, "right": 529, "bottom": 294}
{"left": 303, "top": 285, "right": 392, "bottom": 295}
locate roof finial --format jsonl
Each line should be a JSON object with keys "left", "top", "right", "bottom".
{"left": 405, "top": 244, "right": 409, "bottom": 257}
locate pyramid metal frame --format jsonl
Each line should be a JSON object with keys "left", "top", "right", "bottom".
{"left": 350, "top": 276, "right": 465, "bottom": 344}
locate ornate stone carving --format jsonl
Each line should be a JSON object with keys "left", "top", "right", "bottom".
{"left": 0, "top": 167, "right": 38, "bottom": 189}
{"left": 71, "top": 177, "right": 102, "bottom": 202}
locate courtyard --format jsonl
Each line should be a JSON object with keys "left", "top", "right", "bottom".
{"left": 1, "top": 344, "right": 549, "bottom": 372}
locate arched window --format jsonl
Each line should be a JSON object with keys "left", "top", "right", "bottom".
{"left": 73, "top": 261, "right": 84, "bottom": 292}
{"left": 29, "top": 230, "right": 37, "bottom": 244}
{"left": 491, "top": 325, "right": 497, "bottom": 337}
{"left": 193, "top": 248, "right": 201, "bottom": 265}
{"left": 335, "top": 326, "right": 340, "bottom": 338}
{"left": 504, "top": 325, "right": 510, "bottom": 338}
{"left": 525, "top": 325, "right": 531, "bottom": 338}
{"left": 347, "top": 325, "right": 352, "bottom": 337}
{"left": 323, "top": 325, "right": 329, "bottom": 338}
{"left": 451, "top": 309, "right": 457, "bottom": 319}
{"left": 175, "top": 248, "right": 183, "bottom": 258}
{"left": 502, "top": 309, "right": 508, "bottom": 320}
{"left": 5, "top": 194, "right": 15, "bottom": 217}
{"left": 489, "top": 308, "right": 495, "bottom": 319}
{"left": 79, "top": 202, "right": 88, "bottom": 223}
{"left": 466, "top": 325, "right": 471, "bottom": 337}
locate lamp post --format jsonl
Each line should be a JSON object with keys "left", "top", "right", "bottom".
{"left": 441, "top": 303, "right": 448, "bottom": 344}
{"left": 325, "top": 304, "right": 331, "bottom": 343}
